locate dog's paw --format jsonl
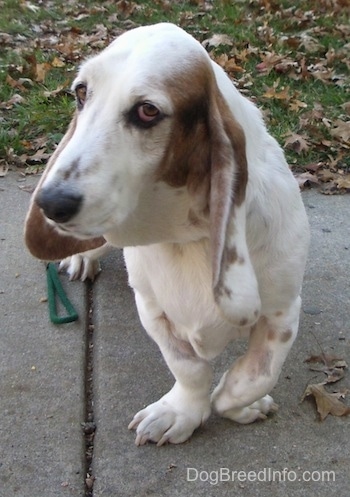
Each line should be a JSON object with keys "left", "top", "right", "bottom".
{"left": 128, "top": 390, "right": 211, "bottom": 446}
{"left": 214, "top": 394, "right": 278, "bottom": 424}
{"left": 59, "top": 254, "right": 101, "bottom": 281}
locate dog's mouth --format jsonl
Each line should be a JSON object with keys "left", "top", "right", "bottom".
{"left": 49, "top": 218, "right": 107, "bottom": 240}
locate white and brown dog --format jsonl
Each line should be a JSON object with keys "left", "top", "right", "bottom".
{"left": 25, "top": 23, "right": 310, "bottom": 446}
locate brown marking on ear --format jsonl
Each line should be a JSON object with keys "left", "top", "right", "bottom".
{"left": 208, "top": 90, "right": 248, "bottom": 291}
{"left": 24, "top": 112, "right": 106, "bottom": 260}
{"left": 153, "top": 58, "right": 252, "bottom": 322}
{"left": 155, "top": 60, "right": 213, "bottom": 195}
{"left": 224, "top": 117, "right": 248, "bottom": 208}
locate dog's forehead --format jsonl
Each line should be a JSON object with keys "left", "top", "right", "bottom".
{"left": 77, "top": 23, "right": 210, "bottom": 87}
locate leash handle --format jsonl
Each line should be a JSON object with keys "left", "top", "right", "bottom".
{"left": 46, "top": 263, "right": 79, "bottom": 324}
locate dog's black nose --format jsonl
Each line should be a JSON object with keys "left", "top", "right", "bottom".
{"left": 36, "top": 186, "right": 83, "bottom": 223}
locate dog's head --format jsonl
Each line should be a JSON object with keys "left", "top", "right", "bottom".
{"left": 25, "top": 23, "right": 257, "bottom": 322}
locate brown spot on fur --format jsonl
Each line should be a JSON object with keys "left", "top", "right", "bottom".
{"left": 280, "top": 329, "right": 293, "bottom": 343}
{"left": 188, "top": 208, "right": 201, "bottom": 227}
{"left": 62, "top": 159, "right": 81, "bottom": 181}
{"left": 172, "top": 244, "right": 184, "bottom": 256}
{"left": 224, "top": 246, "right": 238, "bottom": 266}
{"left": 159, "top": 312, "right": 196, "bottom": 359}
{"left": 239, "top": 318, "right": 248, "bottom": 327}
{"left": 275, "top": 311, "right": 283, "bottom": 317}
{"left": 213, "top": 245, "right": 248, "bottom": 302}
{"left": 224, "top": 285, "right": 232, "bottom": 298}
{"left": 257, "top": 349, "right": 272, "bottom": 376}
{"left": 267, "top": 329, "right": 276, "bottom": 341}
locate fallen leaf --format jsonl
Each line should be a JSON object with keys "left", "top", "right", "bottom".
{"left": 202, "top": 33, "right": 233, "bottom": 49}
{"left": 305, "top": 354, "right": 348, "bottom": 384}
{"left": 305, "top": 354, "right": 347, "bottom": 367}
{"left": 294, "top": 171, "right": 319, "bottom": 189}
{"left": 263, "top": 86, "right": 291, "bottom": 101}
{"left": 284, "top": 132, "right": 310, "bottom": 154}
{"left": 214, "top": 53, "right": 244, "bottom": 74}
{"left": 51, "top": 56, "right": 65, "bottom": 68}
{"left": 0, "top": 93, "right": 25, "bottom": 109}
{"left": 256, "top": 52, "right": 284, "bottom": 74}
{"left": 302, "top": 383, "right": 350, "bottom": 421}
{"left": 341, "top": 102, "right": 350, "bottom": 115}
{"left": 43, "top": 81, "right": 70, "bottom": 98}
{"left": 336, "top": 176, "right": 350, "bottom": 190}
{"left": 289, "top": 99, "right": 308, "bottom": 112}
{"left": 0, "top": 163, "right": 9, "bottom": 177}
{"left": 6, "top": 74, "right": 27, "bottom": 92}
{"left": 304, "top": 162, "right": 323, "bottom": 172}
{"left": 35, "top": 62, "right": 52, "bottom": 83}
{"left": 330, "top": 119, "right": 350, "bottom": 144}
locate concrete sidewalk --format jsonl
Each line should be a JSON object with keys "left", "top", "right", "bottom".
{"left": 1, "top": 170, "right": 349, "bottom": 497}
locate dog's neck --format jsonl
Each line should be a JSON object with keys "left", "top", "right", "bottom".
{"left": 104, "top": 181, "right": 209, "bottom": 248}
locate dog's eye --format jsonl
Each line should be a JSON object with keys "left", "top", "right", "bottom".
{"left": 75, "top": 83, "right": 87, "bottom": 109}
{"left": 137, "top": 103, "right": 160, "bottom": 122}
{"left": 126, "top": 102, "right": 163, "bottom": 129}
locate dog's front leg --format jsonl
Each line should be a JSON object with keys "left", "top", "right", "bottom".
{"left": 211, "top": 296, "right": 301, "bottom": 423}
{"left": 128, "top": 291, "right": 212, "bottom": 446}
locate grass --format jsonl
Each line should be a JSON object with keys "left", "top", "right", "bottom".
{"left": 0, "top": 0, "right": 349, "bottom": 173}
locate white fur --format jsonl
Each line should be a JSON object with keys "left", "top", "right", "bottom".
{"left": 35, "top": 23, "right": 310, "bottom": 445}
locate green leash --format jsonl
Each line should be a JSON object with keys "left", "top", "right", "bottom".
{"left": 46, "top": 262, "right": 79, "bottom": 324}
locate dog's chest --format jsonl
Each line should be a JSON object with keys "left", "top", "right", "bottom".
{"left": 124, "top": 242, "right": 234, "bottom": 356}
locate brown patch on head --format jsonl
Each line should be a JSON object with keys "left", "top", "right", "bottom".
{"left": 275, "top": 311, "right": 283, "bottom": 317}
{"left": 280, "top": 329, "right": 293, "bottom": 343}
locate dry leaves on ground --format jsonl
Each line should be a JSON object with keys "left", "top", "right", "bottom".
{"left": 302, "top": 354, "right": 350, "bottom": 421}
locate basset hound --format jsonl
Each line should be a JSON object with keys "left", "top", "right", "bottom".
{"left": 25, "top": 23, "right": 310, "bottom": 446}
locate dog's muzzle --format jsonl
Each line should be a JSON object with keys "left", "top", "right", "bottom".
{"left": 36, "top": 186, "right": 83, "bottom": 224}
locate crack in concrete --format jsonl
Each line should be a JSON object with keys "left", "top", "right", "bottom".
{"left": 83, "top": 280, "right": 96, "bottom": 497}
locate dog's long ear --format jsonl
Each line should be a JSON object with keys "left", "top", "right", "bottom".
{"left": 209, "top": 89, "right": 261, "bottom": 326}
{"left": 24, "top": 113, "right": 105, "bottom": 261}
